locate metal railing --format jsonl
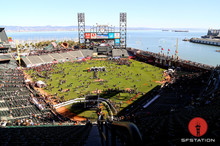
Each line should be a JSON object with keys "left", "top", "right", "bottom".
{"left": 97, "top": 119, "right": 142, "bottom": 146}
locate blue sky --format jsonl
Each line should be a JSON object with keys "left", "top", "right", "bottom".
{"left": 1, "top": 0, "right": 219, "bottom": 28}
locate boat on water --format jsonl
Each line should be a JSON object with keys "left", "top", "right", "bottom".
{"left": 182, "top": 38, "right": 190, "bottom": 41}
{"left": 162, "top": 29, "right": 169, "bottom": 31}
{"left": 172, "top": 30, "right": 189, "bottom": 32}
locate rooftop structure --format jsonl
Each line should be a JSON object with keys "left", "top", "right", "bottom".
{"left": 202, "top": 29, "right": 220, "bottom": 39}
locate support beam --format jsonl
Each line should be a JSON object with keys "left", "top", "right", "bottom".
{"left": 120, "top": 12, "right": 127, "bottom": 49}
{"left": 78, "top": 13, "right": 85, "bottom": 47}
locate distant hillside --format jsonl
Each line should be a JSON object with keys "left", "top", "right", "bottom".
{"left": 0, "top": 25, "right": 207, "bottom": 32}
{"left": 1, "top": 26, "right": 78, "bottom": 32}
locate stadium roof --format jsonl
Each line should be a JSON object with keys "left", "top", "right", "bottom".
{"left": 0, "top": 54, "right": 11, "bottom": 61}
{"left": 0, "top": 28, "right": 9, "bottom": 43}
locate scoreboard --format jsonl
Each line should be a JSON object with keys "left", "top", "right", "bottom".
{"left": 85, "top": 32, "right": 120, "bottom": 47}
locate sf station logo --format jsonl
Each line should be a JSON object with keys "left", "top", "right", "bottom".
{"left": 188, "top": 117, "right": 208, "bottom": 137}
{"left": 181, "top": 117, "right": 215, "bottom": 143}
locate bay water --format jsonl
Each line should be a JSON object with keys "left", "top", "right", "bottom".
{"left": 7, "top": 30, "right": 220, "bottom": 66}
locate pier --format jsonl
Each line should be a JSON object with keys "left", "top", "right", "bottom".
{"left": 189, "top": 29, "right": 220, "bottom": 47}
{"left": 127, "top": 48, "right": 215, "bottom": 71}
{"left": 190, "top": 38, "right": 220, "bottom": 47}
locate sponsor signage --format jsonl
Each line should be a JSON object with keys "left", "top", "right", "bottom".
{"left": 114, "top": 33, "right": 120, "bottom": 38}
{"left": 108, "top": 33, "right": 114, "bottom": 39}
{"left": 96, "top": 34, "right": 108, "bottom": 39}
{"left": 91, "top": 33, "right": 96, "bottom": 39}
{"left": 85, "top": 32, "right": 120, "bottom": 39}
{"left": 85, "top": 33, "right": 91, "bottom": 39}
{"left": 115, "top": 39, "right": 120, "bottom": 44}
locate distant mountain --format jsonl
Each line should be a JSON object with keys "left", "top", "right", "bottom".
{"left": 0, "top": 25, "right": 207, "bottom": 32}
{"left": 0, "top": 26, "right": 79, "bottom": 32}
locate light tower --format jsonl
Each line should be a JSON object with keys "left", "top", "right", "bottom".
{"left": 120, "top": 12, "right": 127, "bottom": 49}
{"left": 77, "top": 13, "right": 85, "bottom": 47}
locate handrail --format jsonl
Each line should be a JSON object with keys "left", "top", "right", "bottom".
{"left": 111, "top": 121, "right": 142, "bottom": 146}
{"left": 97, "top": 120, "right": 142, "bottom": 146}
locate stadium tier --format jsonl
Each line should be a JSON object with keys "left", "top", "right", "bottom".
{"left": 0, "top": 28, "right": 9, "bottom": 43}
{"left": 0, "top": 61, "right": 61, "bottom": 126}
{"left": 48, "top": 53, "right": 64, "bottom": 60}
{"left": 80, "top": 50, "right": 93, "bottom": 58}
{"left": 0, "top": 28, "right": 10, "bottom": 53}
{"left": 112, "top": 49, "right": 129, "bottom": 57}
{"left": 0, "top": 54, "right": 11, "bottom": 62}
{"left": 0, "top": 125, "right": 92, "bottom": 145}
{"left": 21, "top": 49, "right": 129, "bottom": 67}
{"left": 39, "top": 55, "right": 54, "bottom": 63}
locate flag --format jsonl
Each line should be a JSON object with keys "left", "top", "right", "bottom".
{"left": 86, "top": 56, "right": 91, "bottom": 60}
{"left": 176, "top": 50, "right": 178, "bottom": 53}
{"left": 51, "top": 42, "right": 57, "bottom": 48}
{"left": 168, "top": 49, "right": 170, "bottom": 51}
{"left": 53, "top": 60, "right": 58, "bottom": 64}
{"left": 161, "top": 48, "right": 164, "bottom": 50}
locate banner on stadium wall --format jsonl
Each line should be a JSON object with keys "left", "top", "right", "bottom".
{"left": 85, "top": 33, "right": 91, "bottom": 39}
{"left": 108, "top": 33, "right": 114, "bottom": 39}
{"left": 115, "top": 39, "right": 120, "bottom": 44}
{"left": 86, "top": 56, "right": 91, "bottom": 60}
{"left": 114, "top": 33, "right": 120, "bottom": 38}
{"left": 129, "top": 56, "right": 136, "bottom": 59}
{"left": 91, "top": 33, "right": 96, "bottom": 39}
{"left": 96, "top": 34, "right": 108, "bottom": 39}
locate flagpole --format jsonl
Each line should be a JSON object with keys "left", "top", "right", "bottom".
{"left": 175, "top": 38, "right": 178, "bottom": 60}
{"left": 174, "top": 38, "right": 178, "bottom": 66}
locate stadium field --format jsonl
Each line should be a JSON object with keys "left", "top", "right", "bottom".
{"left": 26, "top": 59, "right": 165, "bottom": 117}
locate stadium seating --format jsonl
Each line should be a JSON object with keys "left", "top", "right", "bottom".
{"left": 0, "top": 125, "right": 92, "bottom": 145}
{"left": 59, "top": 52, "right": 73, "bottom": 59}
{"left": 112, "top": 49, "right": 129, "bottom": 57}
{"left": 118, "top": 68, "right": 220, "bottom": 145}
{"left": 40, "top": 55, "right": 53, "bottom": 63}
{"left": 68, "top": 50, "right": 84, "bottom": 58}
{"left": 0, "top": 61, "right": 60, "bottom": 126}
{"left": 0, "top": 54, "right": 11, "bottom": 60}
{"left": 81, "top": 50, "right": 93, "bottom": 57}
{"left": 49, "top": 53, "right": 64, "bottom": 60}
{"left": 26, "top": 56, "right": 42, "bottom": 65}
{"left": 22, "top": 50, "right": 87, "bottom": 67}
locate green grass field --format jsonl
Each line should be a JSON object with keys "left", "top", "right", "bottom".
{"left": 26, "top": 59, "right": 164, "bottom": 117}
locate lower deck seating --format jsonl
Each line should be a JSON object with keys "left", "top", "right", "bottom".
{"left": 0, "top": 125, "right": 92, "bottom": 145}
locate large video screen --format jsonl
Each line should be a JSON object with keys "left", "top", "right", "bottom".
{"left": 85, "top": 32, "right": 120, "bottom": 39}
{"left": 85, "top": 32, "right": 120, "bottom": 47}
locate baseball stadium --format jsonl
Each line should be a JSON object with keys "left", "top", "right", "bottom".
{"left": 0, "top": 13, "right": 220, "bottom": 146}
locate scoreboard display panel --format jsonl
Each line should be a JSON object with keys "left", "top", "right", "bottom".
{"left": 85, "top": 32, "right": 120, "bottom": 47}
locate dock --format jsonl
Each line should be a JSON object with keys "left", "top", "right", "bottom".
{"left": 190, "top": 38, "right": 220, "bottom": 46}
{"left": 126, "top": 48, "right": 215, "bottom": 71}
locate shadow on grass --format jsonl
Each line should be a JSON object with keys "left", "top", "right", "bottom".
{"left": 65, "top": 85, "right": 161, "bottom": 119}
{"left": 99, "top": 90, "right": 120, "bottom": 99}
{"left": 117, "top": 85, "right": 161, "bottom": 116}
{"left": 68, "top": 102, "right": 98, "bottom": 120}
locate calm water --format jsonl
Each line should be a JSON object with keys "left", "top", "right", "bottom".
{"left": 7, "top": 30, "right": 220, "bottom": 66}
